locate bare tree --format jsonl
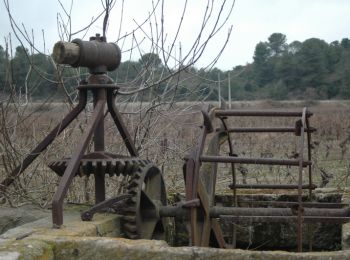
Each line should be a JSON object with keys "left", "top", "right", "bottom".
{"left": 0, "top": 0, "right": 236, "bottom": 205}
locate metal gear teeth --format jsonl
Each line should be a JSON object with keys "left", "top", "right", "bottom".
{"left": 127, "top": 179, "right": 139, "bottom": 189}
{"left": 127, "top": 196, "right": 138, "bottom": 204}
{"left": 133, "top": 172, "right": 141, "bottom": 179}
{"left": 123, "top": 206, "right": 137, "bottom": 213}
{"left": 120, "top": 161, "right": 156, "bottom": 239}
{"left": 116, "top": 161, "right": 125, "bottom": 176}
{"left": 108, "top": 160, "right": 116, "bottom": 176}
{"left": 124, "top": 222, "right": 138, "bottom": 233}
{"left": 78, "top": 165, "right": 84, "bottom": 177}
{"left": 124, "top": 230, "right": 138, "bottom": 239}
{"left": 127, "top": 186, "right": 138, "bottom": 195}
{"left": 105, "top": 161, "right": 113, "bottom": 176}
{"left": 122, "top": 215, "right": 136, "bottom": 223}
{"left": 49, "top": 157, "right": 146, "bottom": 178}
{"left": 122, "top": 161, "right": 132, "bottom": 176}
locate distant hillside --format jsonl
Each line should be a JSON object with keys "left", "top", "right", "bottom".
{"left": 226, "top": 33, "right": 350, "bottom": 100}
{"left": 1, "top": 33, "right": 349, "bottom": 101}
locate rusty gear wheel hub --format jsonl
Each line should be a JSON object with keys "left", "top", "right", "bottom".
{"left": 121, "top": 162, "right": 167, "bottom": 239}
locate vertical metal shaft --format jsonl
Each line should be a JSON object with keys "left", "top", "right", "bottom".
{"left": 306, "top": 116, "right": 313, "bottom": 200}
{"left": 306, "top": 116, "right": 313, "bottom": 251}
{"left": 297, "top": 108, "right": 307, "bottom": 252}
{"left": 93, "top": 89, "right": 106, "bottom": 203}
{"left": 220, "top": 117, "right": 237, "bottom": 248}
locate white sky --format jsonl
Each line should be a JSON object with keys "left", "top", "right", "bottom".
{"left": 1, "top": 0, "right": 350, "bottom": 70}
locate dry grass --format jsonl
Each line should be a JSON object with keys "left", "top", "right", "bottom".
{"left": 1, "top": 100, "right": 350, "bottom": 207}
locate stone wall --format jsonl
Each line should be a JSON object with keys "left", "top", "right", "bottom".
{"left": 1, "top": 191, "right": 350, "bottom": 259}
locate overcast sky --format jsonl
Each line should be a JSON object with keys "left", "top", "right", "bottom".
{"left": 1, "top": 0, "right": 350, "bottom": 70}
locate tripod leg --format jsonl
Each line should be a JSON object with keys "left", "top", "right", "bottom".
{"left": 52, "top": 98, "right": 105, "bottom": 227}
{"left": 106, "top": 90, "right": 138, "bottom": 157}
{"left": 1, "top": 90, "right": 87, "bottom": 191}
{"left": 93, "top": 89, "right": 106, "bottom": 203}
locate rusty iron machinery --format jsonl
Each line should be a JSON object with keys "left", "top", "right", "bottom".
{"left": 2, "top": 34, "right": 350, "bottom": 252}
{"left": 1, "top": 33, "right": 141, "bottom": 228}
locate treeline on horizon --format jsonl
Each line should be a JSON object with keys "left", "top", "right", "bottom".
{"left": 0, "top": 32, "right": 350, "bottom": 101}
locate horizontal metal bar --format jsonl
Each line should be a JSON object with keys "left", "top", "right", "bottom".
{"left": 159, "top": 205, "right": 350, "bottom": 219}
{"left": 200, "top": 156, "right": 312, "bottom": 167}
{"left": 220, "top": 215, "right": 350, "bottom": 224}
{"left": 210, "top": 206, "right": 350, "bottom": 218}
{"left": 215, "top": 110, "right": 313, "bottom": 118}
{"left": 229, "top": 184, "right": 317, "bottom": 190}
{"left": 220, "top": 127, "right": 316, "bottom": 133}
{"left": 238, "top": 200, "right": 348, "bottom": 209}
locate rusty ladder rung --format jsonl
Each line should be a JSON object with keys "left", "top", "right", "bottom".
{"left": 220, "top": 215, "right": 350, "bottom": 224}
{"left": 220, "top": 127, "right": 316, "bottom": 133}
{"left": 238, "top": 201, "right": 347, "bottom": 209}
{"left": 229, "top": 184, "right": 317, "bottom": 190}
{"left": 215, "top": 110, "right": 313, "bottom": 117}
{"left": 200, "top": 155, "right": 312, "bottom": 167}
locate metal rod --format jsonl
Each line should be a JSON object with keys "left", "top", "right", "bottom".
{"left": 297, "top": 107, "right": 307, "bottom": 252}
{"left": 306, "top": 117, "right": 313, "bottom": 199}
{"left": 229, "top": 184, "right": 317, "bottom": 189}
{"left": 215, "top": 110, "right": 313, "bottom": 117}
{"left": 81, "top": 194, "right": 131, "bottom": 221}
{"left": 52, "top": 99, "right": 105, "bottom": 228}
{"left": 188, "top": 105, "right": 214, "bottom": 246}
{"left": 305, "top": 115, "right": 313, "bottom": 251}
{"left": 200, "top": 155, "right": 311, "bottom": 167}
{"left": 221, "top": 127, "right": 316, "bottom": 133}
{"left": 107, "top": 89, "right": 138, "bottom": 157}
{"left": 237, "top": 201, "right": 347, "bottom": 208}
{"left": 93, "top": 89, "right": 106, "bottom": 203}
{"left": 158, "top": 205, "right": 350, "bottom": 219}
{"left": 219, "top": 215, "right": 350, "bottom": 224}
{"left": 210, "top": 206, "right": 350, "bottom": 218}
{"left": 219, "top": 117, "right": 237, "bottom": 248}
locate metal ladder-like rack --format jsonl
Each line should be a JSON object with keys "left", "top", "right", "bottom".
{"left": 184, "top": 106, "right": 350, "bottom": 252}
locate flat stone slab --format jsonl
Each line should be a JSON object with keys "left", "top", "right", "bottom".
{"left": 0, "top": 205, "right": 51, "bottom": 235}
{"left": 3, "top": 235, "right": 350, "bottom": 260}
{"left": 2, "top": 203, "right": 350, "bottom": 259}
{"left": 0, "top": 206, "right": 121, "bottom": 240}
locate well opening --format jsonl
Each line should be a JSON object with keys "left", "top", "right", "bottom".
{"left": 172, "top": 191, "right": 345, "bottom": 252}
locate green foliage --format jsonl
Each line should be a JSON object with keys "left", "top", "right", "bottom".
{"left": 11, "top": 46, "right": 30, "bottom": 91}
{"left": 267, "top": 33, "right": 287, "bottom": 56}
{"left": 1, "top": 33, "right": 350, "bottom": 101}
{"left": 232, "top": 33, "right": 350, "bottom": 100}
{"left": 253, "top": 42, "right": 270, "bottom": 65}
{"left": 139, "top": 53, "right": 162, "bottom": 68}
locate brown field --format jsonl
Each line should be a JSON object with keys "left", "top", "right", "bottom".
{"left": 1, "top": 100, "right": 350, "bottom": 207}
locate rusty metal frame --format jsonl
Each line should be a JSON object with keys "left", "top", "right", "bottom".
{"left": 52, "top": 96, "right": 105, "bottom": 227}
{"left": 50, "top": 83, "right": 141, "bottom": 227}
{"left": 106, "top": 89, "right": 138, "bottom": 157}
{"left": 182, "top": 106, "right": 335, "bottom": 252}
{"left": 2, "top": 73, "right": 141, "bottom": 228}
{"left": 184, "top": 104, "right": 228, "bottom": 247}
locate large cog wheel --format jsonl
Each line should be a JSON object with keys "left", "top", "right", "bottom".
{"left": 122, "top": 162, "right": 167, "bottom": 239}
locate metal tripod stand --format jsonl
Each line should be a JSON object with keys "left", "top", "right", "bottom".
{"left": 1, "top": 34, "right": 138, "bottom": 227}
